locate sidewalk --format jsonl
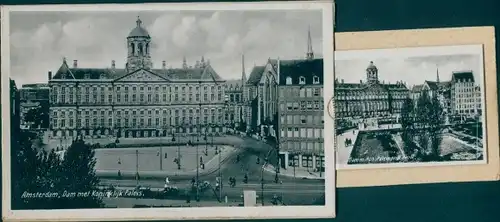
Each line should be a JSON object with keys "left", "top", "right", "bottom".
{"left": 96, "top": 145, "right": 238, "bottom": 179}
{"left": 262, "top": 164, "right": 324, "bottom": 180}
{"left": 336, "top": 129, "right": 359, "bottom": 165}
{"left": 103, "top": 197, "right": 241, "bottom": 208}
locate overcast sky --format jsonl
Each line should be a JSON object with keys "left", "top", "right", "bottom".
{"left": 9, "top": 10, "right": 323, "bottom": 86}
{"left": 335, "top": 50, "right": 483, "bottom": 87}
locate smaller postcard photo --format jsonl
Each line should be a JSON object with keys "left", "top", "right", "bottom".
{"left": 334, "top": 27, "right": 499, "bottom": 188}
{"left": 1, "top": 1, "right": 335, "bottom": 221}
{"left": 335, "top": 44, "right": 487, "bottom": 169}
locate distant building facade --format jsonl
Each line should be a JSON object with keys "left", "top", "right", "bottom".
{"left": 19, "top": 83, "right": 50, "bottom": 128}
{"left": 450, "top": 71, "right": 481, "bottom": 117}
{"left": 224, "top": 79, "right": 245, "bottom": 130}
{"left": 10, "top": 79, "right": 20, "bottom": 145}
{"left": 244, "top": 28, "right": 316, "bottom": 137}
{"left": 409, "top": 70, "right": 452, "bottom": 116}
{"left": 334, "top": 61, "right": 410, "bottom": 122}
{"left": 48, "top": 17, "right": 227, "bottom": 139}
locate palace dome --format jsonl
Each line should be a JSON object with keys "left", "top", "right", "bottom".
{"left": 366, "top": 61, "right": 377, "bottom": 70}
{"left": 128, "top": 17, "right": 150, "bottom": 38}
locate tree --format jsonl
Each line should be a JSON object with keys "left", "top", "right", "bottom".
{"left": 58, "top": 139, "right": 103, "bottom": 208}
{"left": 11, "top": 132, "right": 43, "bottom": 209}
{"left": 414, "top": 90, "right": 445, "bottom": 159}
{"left": 24, "top": 103, "right": 49, "bottom": 129}
{"left": 400, "top": 97, "right": 416, "bottom": 155}
{"left": 11, "top": 135, "right": 103, "bottom": 209}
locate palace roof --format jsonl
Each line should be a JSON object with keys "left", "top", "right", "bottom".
{"left": 51, "top": 59, "right": 223, "bottom": 82}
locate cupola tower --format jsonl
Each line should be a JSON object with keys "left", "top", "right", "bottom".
{"left": 126, "top": 16, "right": 152, "bottom": 72}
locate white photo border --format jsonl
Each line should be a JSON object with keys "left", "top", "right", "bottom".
{"left": 1, "top": 1, "right": 336, "bottom": 221}
{"left": 334, "top": 44, "right": 488, "bottom": 170}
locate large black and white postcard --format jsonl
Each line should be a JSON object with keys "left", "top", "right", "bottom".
{"left": 335, "top": 45, "right": 487, "bottom": 169}
{"left": 1, "top": 1, "right": 335, "bottom": 221}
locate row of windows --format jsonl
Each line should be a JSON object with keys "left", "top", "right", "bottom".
{"left": 52, "top": 108, "right": 228, "bottom": 118}
{"left": 280, "top": 115, "right": 324, "bottom": 125}
{"left": 281, "top": 100, "right": 324, "bottom": 111}
{"left": 51, "top": 92, "right": 223, "bottom": 104}
{"left": 456, "top": 98, "right": 480, "bottom": 104}
{"left": 280, "top": 141, "right": 324, "bottom": 153}
{"left": 52, "top": 85, "right": 223, "bottom": 94}
{"left": 289, "top": 155, "right": 325, "bottom": 168}
{"left": 455, "top": 104, "right": 481, "bottom": 110}
{"left": 280, "top": 127, "right": 324, "bottom": 139}
{"left": 335, "top": 101, "right": 393, "bottom": 112}
{"left": 51, "top": 114, "right": 237, "bottom": 129}
{"left": 284, "top": 76, "right": 321, "bottom": 85}
{"left": 279, "top": 87, "right": 322, "bottom": 98}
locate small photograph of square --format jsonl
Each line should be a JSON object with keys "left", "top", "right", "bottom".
{"left": 334, "top": 45, "right": 487, "bottom": 169}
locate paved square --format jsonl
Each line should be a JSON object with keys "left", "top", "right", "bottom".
{"left": 95, "top": 145, "right": 222, "bottom": 173}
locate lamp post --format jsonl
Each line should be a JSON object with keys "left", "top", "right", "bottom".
{"left": 135, "top": 149, "right": 139, "bottom": 186}
{"left": 196, "top": 80, "right": 202, "bottom": 202}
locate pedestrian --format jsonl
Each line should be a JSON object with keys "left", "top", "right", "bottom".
{"left": 164, "top": 152, "right": 168, "bottom": 159}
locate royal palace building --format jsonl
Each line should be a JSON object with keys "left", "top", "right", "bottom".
{"left": 48, "top": 17, "right": 227, "bottom": 139}
{"left": 334, "top": 61, "right": 410, "bottom": 125}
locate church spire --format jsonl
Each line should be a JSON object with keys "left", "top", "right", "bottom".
{"left": 241, "top": 53, "right": 247, "bottom": 85}
{"left": 306, "top": 26, "right": 314, "bottom": 60}
{"left": 436, "top": 66, "right": 440, "bottom": 83}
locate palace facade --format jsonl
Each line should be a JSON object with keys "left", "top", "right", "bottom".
{"left": 48, "top": 17, "right": 227, "bottom": 139}
{"left": 334, "top": 61, "right": 410, "bottom": 123}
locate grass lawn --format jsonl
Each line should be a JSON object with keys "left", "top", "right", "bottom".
{"left": 349, "top": 132, "right": 400, "bottom": 161}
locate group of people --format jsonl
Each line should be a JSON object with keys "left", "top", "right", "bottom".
{"left": 344, "top": 138, "right": 353, "bottom": 147}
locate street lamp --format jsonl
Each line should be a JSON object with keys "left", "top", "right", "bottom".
{"left": 135, "top": 149, "right": 139, "bottom": 186}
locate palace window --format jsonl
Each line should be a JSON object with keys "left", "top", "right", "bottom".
{"left": 299, "top": 76, "right": 306, "bottom": 85}
{"left": 84, "top": 73, "right": 90, "bottom": 79}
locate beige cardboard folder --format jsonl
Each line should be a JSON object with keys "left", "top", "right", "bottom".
{"left": 335, "top": 27, "right": 499, "bottom": 187}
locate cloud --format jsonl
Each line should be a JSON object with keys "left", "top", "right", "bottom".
{"left": 9, "top": 10, "right": 323, "bottom": 87}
